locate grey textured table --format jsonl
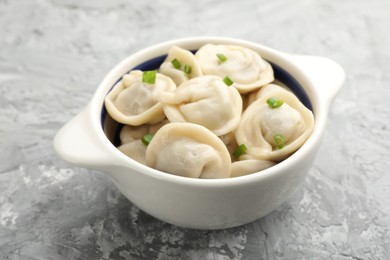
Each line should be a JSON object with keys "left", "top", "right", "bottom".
{"left": 1, "top": 0, "right": 389, "bottom": 259}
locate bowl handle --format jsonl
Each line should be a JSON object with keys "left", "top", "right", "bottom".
{"left": 288, "top": 54, "right": 346, "bottom": 104}
{"left": 53, "top": 107, "right": 117, "bottom": 169}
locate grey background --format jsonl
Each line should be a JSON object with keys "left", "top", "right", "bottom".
{"left": 1, "top": 0, "right": 389, "bottom": 259}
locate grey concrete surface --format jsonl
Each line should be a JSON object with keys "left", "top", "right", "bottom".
{"left": 1, "top": 0, "right": 389, "bottom": 259}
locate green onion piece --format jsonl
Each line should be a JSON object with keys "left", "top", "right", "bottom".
{"left": 141, "top": 133, "right": 155, "bottom": 146}
{"left": 266, "top": 97, "right": 284, "bottom": 109}
{"left": 223, "top": 76, "right": 234, "bottom": 86}
{"left": 233, "top": 144, "right": 248, "bottom": 159}
{"left": 171, "top": 58, "right": 181, "bottom": 69}
{"left": 142, "top": 70, "right": 157, "bottom": 84}
{"left": 183, "top": 64, "right": 192, "bottom": 75}
{"left": 216, "top": 53, "right": 228, "bottom": 62}
{"left": 274, "top": 134, "right": 285, "bottom": 149}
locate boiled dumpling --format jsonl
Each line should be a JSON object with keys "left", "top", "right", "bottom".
{"left": 231, "top": 159, "right": 276, "bottom": 177}
{"left": 195, "top": 44, "right": 274, "bottom": 94}
{"left": 246, "top": 83, "right": 291, "bottom": 108}
{"left": 235, "top": 85, "right": 314, "bottom": 161}
{"left": 159, "top": 46, "right": 203, "bottom": 86}
{"left": 117, "top": 120, "right": 169, "bottom": 164}
{"left": 105, "top": 70, "right": 176, "bottom": 126}
{"left": 119, "top": 124, "right": 148, "bottom": 144}
{"left": 158, "top": 75, "right": 242, "bottom": 136}
{"left": 145, "top": 123, "right": 231, "bottom": 179}
{"left": 219, "top": 131, "right": 239, "bottom": 162}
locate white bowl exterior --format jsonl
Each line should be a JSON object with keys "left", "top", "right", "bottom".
{"left": 53, "top": 37, "right": 345, "bottom": 229}
{"left": 107, "top": 148, "right": 318, "bottom": 229}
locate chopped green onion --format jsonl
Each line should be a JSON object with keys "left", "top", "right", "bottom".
{"left": 216, "top": 53, "right": 228, "bottom": 62}
{"left": 274, "top": 134, "right": 285, "bottom": 149}
{"left": 266, "top": 97, "right": 284, "bottom": 109}
{"left": 171, "top": 58, "right": 181, "bottom": 69}
{"left": 141, "top": 133, "right": 155, "bottom": 146}
{"left": 183, "top": 64, "right": 192, "bottom": 75}
{"left": 233, "top": 144, "right": 248, "bottom": 158}
{"left": 223, "top": 76, "right": 234, "bottom": 86}
{"left": 142, "top": 70, "right": 157, "bottom": 84}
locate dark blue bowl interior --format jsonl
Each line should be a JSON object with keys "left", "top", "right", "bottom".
{"left": 101, "top": 53, "right": 313, "bottom": 146}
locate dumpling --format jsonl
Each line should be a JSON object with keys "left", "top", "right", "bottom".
{"left": 246, "top": 83, "right": 291, "bottom": 108}
{"left": 195, "top": 44, "right": 274, "bottom": 94}
{"left": 105, "top": 70, "right": 176, "bottom": 126}
{"left": 119, "top": 124, "right": 149, "bottom": 144}
{"left": 145, "top": 123, "right": 231, "bottom": 179}
{"left": 119, "top": 119, "right": 169, "bottom": 144}
{"left": 219, "top": 131, "right": 239, "bottom": 162}
{"left": 235, "top": 85, "right": 314, "bottom": 161}
{"left": 117, "top": 120, "right": 169, "bottom": 164}
{"left": 159, "top": 46, "right": 203, "bottom": 86}
{"left": 118, "top": 140, "right": 147, "bottom": 164}
{"left": 231, "top": 159, "right": 276, "bottom": 177}
{"left": 158, "top": 75, "right": 243, "bottom": 136}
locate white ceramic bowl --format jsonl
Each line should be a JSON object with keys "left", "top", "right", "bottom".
{"left": 53, "top": 37, "right": 345, "bottom": 229}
